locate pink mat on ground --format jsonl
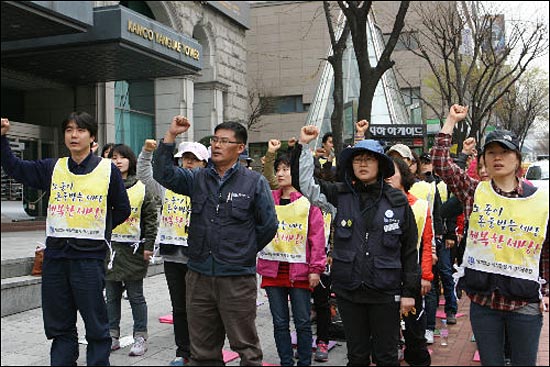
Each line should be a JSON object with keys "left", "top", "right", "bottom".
{"left": 473, "top": 350, "right": 480, "bottom": 361}
{"left": 158, "top": 314, "right": 173, "bottom": 324}
{"left": 223, "top": 349, "right": 239, "bottom": 363}
{"left": 436, "top": 310, "right": 465, "bottom": 319}
{"left": 290, "top": 332, "right": 337, "bottom": 350}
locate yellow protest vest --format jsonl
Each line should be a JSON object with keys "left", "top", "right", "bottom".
{"left": 437, "top": 181, "right": 448, "bottom": 203}
{"left": 259, "top": 196, "right": 310, "bottom": 264}
{"left": 111, "top": 181, "right": 145, "bottom": 243}
{"left": 411, "top": 198, "right": 429, "bottom": 250}
{"left": 464, "top": 181, "right": 549, "bottom": 282}
{"left": 46, "top": 157, "right": 110, "bottom": 240}
{"left": 410, "top": 181, "right": 436, "bottom": 210}
{"left": 318, "top": 156, "right": 336, "bottom": 168}
{"left": 156, "top": 190, "right": 191, "bottom": 246}
{"left": 322, "top": 211, "right": 332, "bottom": 249}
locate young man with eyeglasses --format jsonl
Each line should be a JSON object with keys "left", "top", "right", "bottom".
{"left": 153, "top": 116, "right": 278, "bottom": 366}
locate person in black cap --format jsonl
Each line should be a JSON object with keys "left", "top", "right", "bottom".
{"left": 289, "top": 124, "right": 420, "bottom": 366}
{"left": 432, "top": 104, "right": 549, "bottom": 366}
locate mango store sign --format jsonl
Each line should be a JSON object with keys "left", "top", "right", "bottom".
{"left": 127, "top": 20, "right": 200, "bottom": 61}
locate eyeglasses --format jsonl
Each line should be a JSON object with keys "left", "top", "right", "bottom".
{"left": 210, "top": 136, "right": 241, "bottom": 146}
{"left": 352, "top": 156, "right": 377, "bottom": 165}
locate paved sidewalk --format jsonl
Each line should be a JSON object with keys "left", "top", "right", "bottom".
{"left": 2, "top": 271, "right": 548, "bottom": 366}
{"left": 1, "top": 231, "right": 548, "bottom": 366}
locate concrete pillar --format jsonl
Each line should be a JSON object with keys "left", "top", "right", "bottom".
{"left": 155, "top": 76, "right": 195, "bottom": 143}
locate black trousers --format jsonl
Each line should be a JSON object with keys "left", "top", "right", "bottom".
{"left": 402, "top": 294, "right": 431, "bottom": 366}
{"left": 312, "top": 273, "right": 332, "bottom": 344}
{"left": 337, "top": 296, "right": 400, "bottom": 366}
{"left": 164, "top": 261, "right": 190, "bottom": 359}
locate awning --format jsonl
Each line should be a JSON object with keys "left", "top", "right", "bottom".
{"left": 1, "top": 5, "right": 202, "bottom": 88}
{"left": 1, "top": 1, "right": 93, "bottom": 42}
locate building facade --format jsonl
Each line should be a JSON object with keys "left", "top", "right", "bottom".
{"left": 1, "top": 0, "right": 249, "bottom": 212}
{"left": 246, "top": 1, "right": 417, "bottom": 159}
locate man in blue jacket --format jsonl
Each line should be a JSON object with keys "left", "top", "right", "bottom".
{"left": 1, "top": 114, "right": 130, "bottom": 366}
{"left": 153, "top": 116, "right": 278, "bottom": 366}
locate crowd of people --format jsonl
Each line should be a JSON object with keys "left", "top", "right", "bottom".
{"left": 0, "top": 103, "right": 548, "bottom": 366}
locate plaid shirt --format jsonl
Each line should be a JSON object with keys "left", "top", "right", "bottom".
{"left": 432, "top": 133, "right": 549, "bottom": 311}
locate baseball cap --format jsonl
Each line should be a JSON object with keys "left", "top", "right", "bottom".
{"left": 482, "top": 130, "right": 520, "bottom": 152}
{"left": 387, "top": 144, "right": 414, "bottom": 161}
{"left": 420, "top": 152, "right": 432, "bottom": 162}
{"left": 174, "top": 142, "right": 209, "bottom": 161}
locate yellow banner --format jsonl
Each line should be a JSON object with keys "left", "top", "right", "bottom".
{"left": 410, "top": 181, "right": 436, "bottom": 209}
{"left": 112, "top": 181, "right": 145, "bottom": 243}
{"left": 464, "top": 181, "right": 549, "bottom": 281}
{"left": 259, "top": 196, "right": 310, "bottom": 263}
{"left": 46, "top": 158, "right": 110, "bottom": 240}
{"left": 156, "top": 190, "right": 191, "bottom": 245}
{"left": 411, "top": 198, "right": 429, "bottom": 250}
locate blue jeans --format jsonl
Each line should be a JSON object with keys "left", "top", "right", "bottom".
{"left": 265, "top": 287, "right": 312, "bottom": 366}
{"left": 426, "top": 238, "right": 457, "bottom": 330}
{"left": 470, "top": 301, "right": 542, "bottom": 366}
{"left": 42, "top": 257, "right": 110, "bottom": 366}
{"left": 105, "top": 279, "right": 148, "bottom": 338}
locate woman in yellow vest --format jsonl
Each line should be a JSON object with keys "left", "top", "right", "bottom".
{"left": 433, "top": 104, "right": 549, "bottom": 366}
{"left": 386, "top": 157, "right": 434, "bottom": 366}
{"left": 257, "top": 153, "right": 327, "bottom": 366}
{"left": 106, "top": 144, "right": 158, "bottom": 357}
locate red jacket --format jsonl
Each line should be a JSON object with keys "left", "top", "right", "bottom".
{"left": 407, "top": 192, "right": 434, "bottom": 281}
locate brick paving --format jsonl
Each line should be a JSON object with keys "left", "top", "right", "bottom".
{"left": 425, "top": 295, "right": 549, "bottom": 366}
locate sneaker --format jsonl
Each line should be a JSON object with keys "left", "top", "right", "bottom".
{"left": 446, "top": 313, "right": 457, "bottom": 324}
{"left": 169, "top": 357, "right": 189, "bottom": 366}
{"left": 314, "top": 342, "right": 329, "bottom": 362}
{"left": 129, "top": 336, "right": 147, "bottom": 356}
{"left": 425, "top": 329, "right": 434, "bottom": 344}
{"left": 111, "top": 337, "right": 120, "bottom": 351}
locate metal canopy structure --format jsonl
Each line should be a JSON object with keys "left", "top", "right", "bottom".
{"left": 1, "top": 5, "right": 202, "bottom": 90}
{"left": 305, "top": 12, "right": 409, "bottom": 149}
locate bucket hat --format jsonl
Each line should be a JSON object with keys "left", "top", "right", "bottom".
{"left": 339, "top": 139, "right": 395, "bottom": 180}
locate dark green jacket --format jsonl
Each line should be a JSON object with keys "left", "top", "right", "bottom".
{"left": 105, "top": 175, "right": 158, "bottom": 281}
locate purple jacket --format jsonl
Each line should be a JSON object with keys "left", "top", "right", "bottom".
{"left": 257, "top": 190, "right": 327, "bottom": 282}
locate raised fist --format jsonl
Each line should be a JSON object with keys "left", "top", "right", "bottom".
{"left": 1, "top": 118, "right": 10, "bottom": 136}
{"left": 288, "top": 136, "right": 297, "bottom": 148}
{"left": 300, "top": 125, "right": 319, "bottom": 145}
{"left": 268, "top": 139, "right": 281, "bottom": 153}
{"left": 144, "top": 139, "right": 157, "bottom": 152}
{"left": 355, "top": 119, "right": 369, "bottom": 135}
{"left": 168, "top": 115, "right": 190, "bottom": 137}
{"left": 462, "top": 137, "right": 476, "bottom": 156}
{"left": 449, "top": 104, "right": 468, "bottom": 122}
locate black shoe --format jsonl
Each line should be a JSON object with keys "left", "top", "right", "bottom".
{"left": 446, "top": 313, "right": 457, "bottom": 324}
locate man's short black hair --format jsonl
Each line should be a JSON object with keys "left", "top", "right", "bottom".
{"left": 214, "top": 121, "right": 248, "bottom": 145}
{"left": 62, "top": 112, "right": 97, "bottom": 142}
